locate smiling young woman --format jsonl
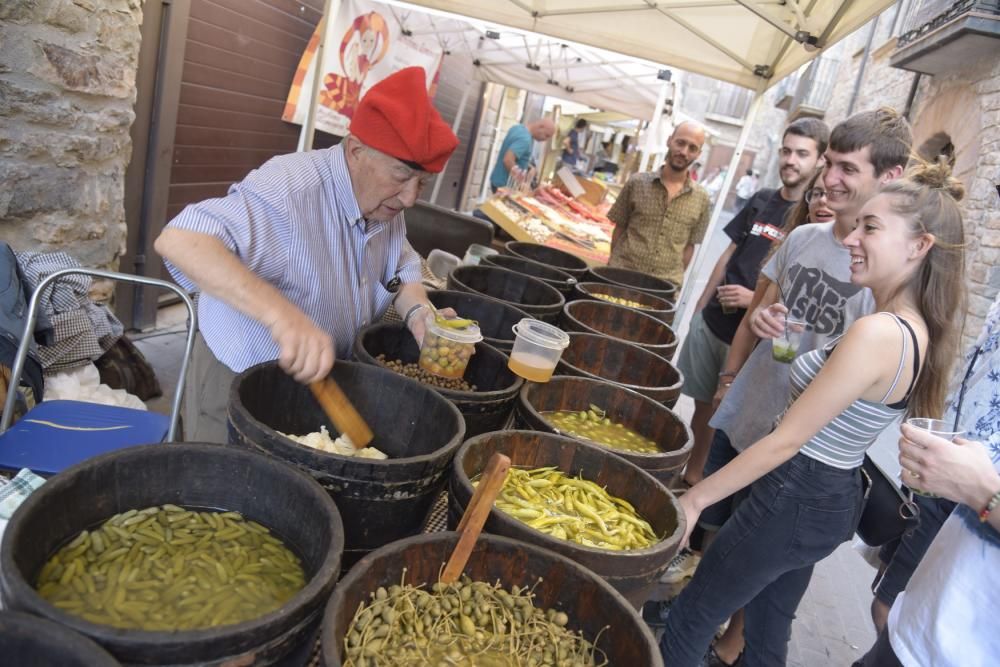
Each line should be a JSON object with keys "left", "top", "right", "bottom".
{"left": 659, "top": 157, "right": 967, "bottom": 667}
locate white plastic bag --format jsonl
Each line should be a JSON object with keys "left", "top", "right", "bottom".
{"left": 44, "top": 364, "right": 147, "bottom": 411}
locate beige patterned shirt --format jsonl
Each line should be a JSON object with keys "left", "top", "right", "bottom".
{"left": 607, "top": 171, "right": 711, "bottom": 285}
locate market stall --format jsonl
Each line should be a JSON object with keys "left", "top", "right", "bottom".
{"left": 0, "top": 2, "right": 906, "bottom": 665}
{"left": 478, "top": 183, "right": 615, "bottom": 265}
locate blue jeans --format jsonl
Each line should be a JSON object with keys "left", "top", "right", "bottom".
{"left": 660, "top": 453, "right": 863, "bottom": 667}
{"left": 698, "top": 430, "right": 747, "bottom": 531}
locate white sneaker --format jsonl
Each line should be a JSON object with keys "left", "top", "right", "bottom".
{"left": 661, "top": 547, "right": 701, "bottom": 584}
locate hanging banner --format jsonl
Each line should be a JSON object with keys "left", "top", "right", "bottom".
{"left": 283, "top": 0, "right": 444, "bottom": 137}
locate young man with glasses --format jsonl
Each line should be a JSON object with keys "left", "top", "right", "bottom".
{"left": 155, "top": 67, "right": 458, "bottom": 442}
{"left": 675, "top": 118, "right": 829, "bottom": 490}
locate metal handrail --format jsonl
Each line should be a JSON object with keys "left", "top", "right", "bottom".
{"left": 0, "top": 268, "right": 197, "bottom": 441}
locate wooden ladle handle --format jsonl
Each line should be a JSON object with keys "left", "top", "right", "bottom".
{"left": 441, "top": 452, "right": 512, "bottom": 584}
{"left": 309, "top": 378, "right": 374, "bottom": 448}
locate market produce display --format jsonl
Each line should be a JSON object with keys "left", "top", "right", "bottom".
{"left": 282, "top": 425, "right": 388, "bottom": 459}
{"left": 592, "top": 293, "right": 643, "bottom": 309}
{"left": 484, "top": 467, "right": 659, "bottom": 551}
{"left": 342, "top": 571, "right": 608, "bottom": 667}
{"left": 36, "top": 505, "right": 306, "bottom": 630}
{"left": 375, "top": 353, "right": 475, "bottom": 392}
{"left": 541, "top": 405, "right": 660, "bottom": 454}
{"left": 480, "top": 187, "right": 614, "bottom": 264}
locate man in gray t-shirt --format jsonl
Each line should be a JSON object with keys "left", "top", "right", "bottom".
{"left": 710, "top": 221, "right": 875, "bottom": 451}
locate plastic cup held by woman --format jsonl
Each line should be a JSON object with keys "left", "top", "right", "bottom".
{"left": 772, "top": 318, "right": 806, "bottom": 363}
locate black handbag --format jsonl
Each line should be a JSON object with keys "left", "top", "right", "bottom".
{"left": 857, "top": 455, "right": 918, "bottom": 547}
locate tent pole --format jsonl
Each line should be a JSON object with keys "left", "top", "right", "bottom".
{"left": 429, "top": 80, "right": 473, "bottom": 204}
{"left": 639, "top": 79, "right": 671, "bottom": 173}
{"left": 671, "top": 81, "right": 766, "bottom": 342}
{"left": 297, "top": 0, "right": 338, "bottom": 152}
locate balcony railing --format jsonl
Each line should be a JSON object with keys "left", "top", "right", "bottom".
{"left": 792, "top": 57, "right": 840, "bottom": 115}
{"left": 710, "top": 85, "right": 753, "bottom": 119}
{"left": 774, "top": 56, "right": 840, "bottom": 120}
{"left": 891, "top": 0, "right": 1000, "bottom": 74}
{"left": 898, "top": 0, "right": 998, "bottom": 47}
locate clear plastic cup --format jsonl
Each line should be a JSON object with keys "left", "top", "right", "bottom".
{"left": 418, "top": 313, "right": 482, "bottom": 379}
{"left": 462, "top": 244, "right": 498, "bottom": 266}
{"left": 718, "top": 280, "right": 736, "bottom": 314}
{"left": 508, "top": 318, "right": 570, "bottom": 383}
{"left": 772, "top": 318, "right": 806, "bottom": 364}
{"left": 904, "top": 418, "right": 965, "bottom": 497}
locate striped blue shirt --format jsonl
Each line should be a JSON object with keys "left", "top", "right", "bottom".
{"left": 163, "top": 144, "right": 422, "bottom": 372}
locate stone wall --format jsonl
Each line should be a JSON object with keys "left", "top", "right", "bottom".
{"left": 943, "top": 56, "right": 1000, "bottom": 346}
{"left": 0, "top": 1, "right": 143, "bottom": 273}
{"left": 819, "top": 24, "right": 1000, "bottom": 347}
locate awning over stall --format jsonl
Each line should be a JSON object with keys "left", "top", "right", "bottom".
{"left": 400, "top": 0, "right": 896, "bottom": 91}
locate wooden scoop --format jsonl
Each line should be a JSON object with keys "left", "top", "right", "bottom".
{"left": 441, "top": 452, "right": 511, "bottom": 584}
{"left": 309, "top": 378, "right": 374, "bottom": 448}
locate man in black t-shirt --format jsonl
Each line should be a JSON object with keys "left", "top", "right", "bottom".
{"left": 675, "top": 118, "right": 829, "bottom": 488}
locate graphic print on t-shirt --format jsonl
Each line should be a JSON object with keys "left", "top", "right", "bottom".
{"left": 784, "top": 263, "right": 864, "bottom": 336}
{"left": 749, "top": 221, "right": 785, "bottom": 243}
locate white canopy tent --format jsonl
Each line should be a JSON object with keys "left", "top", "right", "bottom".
{"left": 402, "top": 0, "right": 896, "bottom": 92}
{"left": 300, "top": 0, "right": 898, "bottom": 324}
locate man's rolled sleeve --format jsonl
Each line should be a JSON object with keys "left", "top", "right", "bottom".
{"left": 761, "top": 230, "right": 792, "bottom": 283}
{"left": 688, "top": 199, "right": 711, "bottom": 245}
{"left": 607, "top": 179, "right": 632, "bottom": 228}
{"left": 510, "top": 135, "right": 533, "bottom": 169}
{"left": 395, "top": 239, "right": 423, "bottom": 285}
{"left": 163, "top": 179, "right": 291, "bottom": 290}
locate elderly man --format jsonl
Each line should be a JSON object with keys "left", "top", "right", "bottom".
{"left": 607, "top": 121, "right": 711, "bottom": 287}
{"left": 489, "top": 118, "right": 555, "bottom": 192}
{"left": 155, "top": 67, "right": 458, "bottom": 442}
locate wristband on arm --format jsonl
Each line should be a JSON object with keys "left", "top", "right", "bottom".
{"left": 980, "top": 489, "right": 1000, "bottom": 523}
{"left": 403, "top": 303, "right": 429, "bottom": 327}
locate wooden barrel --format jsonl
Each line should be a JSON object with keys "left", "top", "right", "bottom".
{"left": 572, "top": 280, "right": 677, "bottom": 325}
{"left": 557, "top": 333, "right": 683, "bottom": 408}
{"left": 353, "top": 322, "right": 523, "bottom": 437}
{"left": 320, "top": 532, "right": 662, "bottom": 666}
{"left": 504, "top": 241, "right": 589, "bottom": 278}
{"left": 516, "top": 375, "right": 693, "bottom": 486}
{"left": 587, "top": 265, "right": 678, "bottom": 301}
{"left": 448, "top": 265, "right": 565, "bottom": 324}
{"left": 0, "top": 444, "right": 343, "bottom": 666}
{"left": 228, "top": 360, "right": 465, "bottom": 568}
{"left": 449, "top": 431, "right": 685, "bottom": 609}
{"left": 428, "top": 289, "right": 529, "bottom": 353}
{"left": 0, "top": 611, "right": 120, "bottom": 666}
{"left": 482, "top": 253, "right": 578, "bottom": 296}
{"left": 562, "top": 299, "right": 678, "bottom": 359}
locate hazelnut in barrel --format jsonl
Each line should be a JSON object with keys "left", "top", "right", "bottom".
{"left": 418, "top": 312, "right": 482, "bottom": 380}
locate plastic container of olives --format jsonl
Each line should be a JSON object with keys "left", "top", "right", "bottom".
{"left": 418, "top": 313, "right": 483, "bottom": 379}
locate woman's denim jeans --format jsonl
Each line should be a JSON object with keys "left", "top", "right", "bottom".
{"left": 660, "top": 453, "right": 863, "bottom": 667}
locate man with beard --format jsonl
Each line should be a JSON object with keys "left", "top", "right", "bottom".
{"left": 607, "top": 121, "right": 710, "bottom": 286}
{"left": 675, "top": 118, "right": 829, "bottom": 489}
